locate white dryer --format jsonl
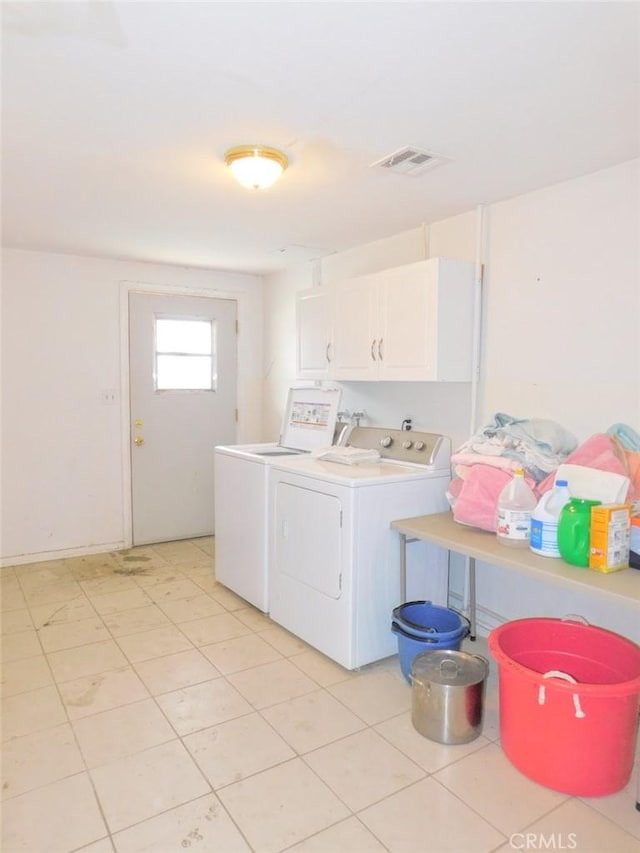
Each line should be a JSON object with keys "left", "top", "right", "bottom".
{"left": 214, "top": 387, "right": 341, "bottom": 611}
{"left": 268, "top": 427, "right": 452, "bottom": 669}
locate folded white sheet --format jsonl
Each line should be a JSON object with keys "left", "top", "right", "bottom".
{"left": 312, "top": 446, "right": 381, "bottom": 465}
{"left": 556, "top": 463, "right": 630, "bottom": 504}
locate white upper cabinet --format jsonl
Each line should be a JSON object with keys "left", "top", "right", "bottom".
{"left": 376, "top": 258, "right": 474, "bottom": 381}
{"left": 296, "top": 258, "right": 475, "bottom": 382}
{"left": 331, "top": 274, "right": 379, "bottom": 380}
{"left": 296, "top": 286, "right": 333, "bottom": 379}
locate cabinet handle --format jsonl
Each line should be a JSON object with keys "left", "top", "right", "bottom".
{"left": 326, "top": 342, "right": 332, "bottom": 363}
{"left": 378, "top": 338, "right": 384, "bottom": 361}
{"left": 370, "top": 339, "right": 377, "bottom": 361}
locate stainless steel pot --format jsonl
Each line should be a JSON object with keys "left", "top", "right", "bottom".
{"left": 411, "top": 649, "right": 489, "bottom": 744}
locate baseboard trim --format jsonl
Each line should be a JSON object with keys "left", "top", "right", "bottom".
{"left": 1, "top": 541, "right": 125, "bottom": 568}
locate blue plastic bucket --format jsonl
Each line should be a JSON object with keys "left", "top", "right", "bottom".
{"left": 392, "top": 600, "right": 469, "bottom": 640}
{"left": 392, "top": 620, "right": 469, "bottom": 683}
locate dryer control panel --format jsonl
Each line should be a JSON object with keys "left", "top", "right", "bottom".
{"left": 347, "top": 427, "right": 450, "bottom": 470}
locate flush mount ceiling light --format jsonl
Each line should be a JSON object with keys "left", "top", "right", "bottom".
{"left": 224, "top": 145, "right": 288, "bottom": 190}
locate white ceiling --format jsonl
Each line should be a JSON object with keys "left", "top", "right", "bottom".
{"left": 2, "top": 1, "right": 639, "bottom": 275}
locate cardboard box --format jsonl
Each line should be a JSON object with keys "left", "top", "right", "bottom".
{"left": 589, "top": 504, "right": 631, "bottom": 572}
{"left": 630, "top": 516, "right": 640, "bottom": 569}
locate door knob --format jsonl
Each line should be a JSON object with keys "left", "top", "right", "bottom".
{"left": 134, "top": 436, "right": 145, "bottom": 446}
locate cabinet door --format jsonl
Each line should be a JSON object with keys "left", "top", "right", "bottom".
{"left": 331, "top": 275, "right": 379, "bottom": 380}
{"left": 377, "top": 258, "right": 474, "bottom": 381}
{"left": 377, "top": 262, "right": 437, "bottom": 380}
{"left": 296, "top": 288, "right": 332, "bottom": 379}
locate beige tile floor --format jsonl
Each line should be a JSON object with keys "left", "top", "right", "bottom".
{"left": 1, "top": 537, "right": 639, "bottom": 853}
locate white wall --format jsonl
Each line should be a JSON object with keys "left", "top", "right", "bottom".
{"left": 262, "top": 159, "right": 640, "bottom": 638}
{"left": 1, "top": 250, "right": 264, "bottom": 563}
{"left": 480, "top": 163, "right": 640, "bottom": 433}
{"left": 262, "top": 265, "right": 300, "bottom": 442}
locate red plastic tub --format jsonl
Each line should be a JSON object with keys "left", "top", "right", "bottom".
{"left": 489, "top": 617, "right": 640, "bottom": 796}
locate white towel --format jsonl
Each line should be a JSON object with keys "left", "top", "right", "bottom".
{"left": 312, "top": 446, "right": 381, "bottom": 465}
{"left": 555, "top": 463, "right": 630, "bottom": 504}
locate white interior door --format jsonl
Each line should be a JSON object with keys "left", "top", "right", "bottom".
{"left": 129, "top": 291, "right": 237, "bottom": 545}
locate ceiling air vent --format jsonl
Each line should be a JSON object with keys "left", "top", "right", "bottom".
{"left": 370, "top": 146, "right": 450, "bottom": 176}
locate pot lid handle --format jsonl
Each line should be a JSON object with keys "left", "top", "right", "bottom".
{"left": 439, "top": 659, "right": 460, "bottom": 679}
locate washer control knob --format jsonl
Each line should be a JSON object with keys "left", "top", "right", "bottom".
{"left": 414, "top": 441, "right": 426, "bottom": 451}
{"left": 402, "top": 439, "right": 413, "bottom": 449}
{"left": 380, "top": 436, "right": 393, "bottom": 448}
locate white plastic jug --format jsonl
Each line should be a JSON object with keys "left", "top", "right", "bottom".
{"left": 496, "top": 469, "right": 537, "bottom": 549}
{"left": 530, "top": 479, "right": 571, "bottom": 558}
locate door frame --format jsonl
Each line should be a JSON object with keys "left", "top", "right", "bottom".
{"left": 118, "top": 280, "right": 244, "bottom": 549}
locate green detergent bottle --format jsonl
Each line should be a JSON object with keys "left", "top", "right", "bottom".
{"left": 557, "top": 498, "right": 601, "bottom": 567}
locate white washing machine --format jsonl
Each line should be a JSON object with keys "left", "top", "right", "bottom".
{"left": 268, "top": 427, "right": 452, "bottom": 669}
{"left": 214, "top": 387, "right": 341, "bottom": 611}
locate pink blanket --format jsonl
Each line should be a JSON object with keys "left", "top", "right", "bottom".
{"left": 609, "top": 436, "right": 640, "bottom": 501}
{"left": 450, "top": 465, "right": 538, "bottom": 532}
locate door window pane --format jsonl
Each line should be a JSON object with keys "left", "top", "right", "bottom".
{"left": 155, "top": 317, "right": 215, "bottom": 391}
{"left": 156, "top": 318, "right": 212, "bottom": 355}
{"left": 156, "top": 355, "right": 213, "bottom": 390}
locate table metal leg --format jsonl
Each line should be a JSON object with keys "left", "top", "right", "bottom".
{"left": 399, "top": 534, "right": 463, "bottom": 634}
{"left": 399, "top": 533, "right": 407, "bottom": 602}
{"left": 469, "top": 556, "right": 477, "bottom": 640}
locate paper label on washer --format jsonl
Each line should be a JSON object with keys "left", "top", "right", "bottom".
{"left": 289, "top": 400, "right": 333, "bottom": 429}
{"left": 281, "top": 387, "right": 341, "bottom": 451}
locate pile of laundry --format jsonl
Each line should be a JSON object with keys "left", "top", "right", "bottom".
{"left": 447, "top": 413, "right": 640, "bottom": 531}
